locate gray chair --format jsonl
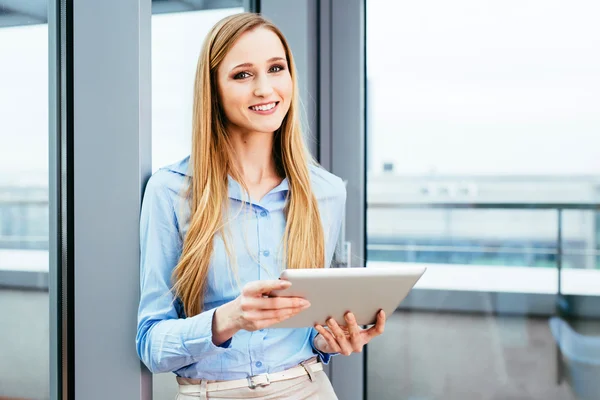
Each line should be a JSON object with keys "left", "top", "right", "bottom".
{"left": 549, "top": 317, "right": 600, "bottom": 400}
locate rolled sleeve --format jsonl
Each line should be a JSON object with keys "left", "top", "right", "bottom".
{"left": 309, "top": 327, "right": 337, "bottom": 364}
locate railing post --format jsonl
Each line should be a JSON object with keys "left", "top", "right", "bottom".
{"left": 557, "top": 209, "right": 563, "bottom": 296}
{"left": 556, "top": 208, "right": 564, "bottom": 385}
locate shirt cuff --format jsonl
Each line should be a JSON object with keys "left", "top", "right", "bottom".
{"left": 310, "top": 328, "right": 338, "bottom": 364}
{"left": 184, "top": 307, "right": 233, "bottom": 359}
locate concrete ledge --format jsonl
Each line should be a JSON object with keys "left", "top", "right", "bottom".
{"left": 0, "top": 249, "right": 48, "bottom": 290}
{"left": 0, "top": 269, "right": 48, "bottom": 290}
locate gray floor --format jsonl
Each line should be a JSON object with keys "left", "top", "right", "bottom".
{"left": 0, "top": 289, "right": 49, "bottom": 400}
{"left": 367, "top": 311, "right": 600, "bottom": 400}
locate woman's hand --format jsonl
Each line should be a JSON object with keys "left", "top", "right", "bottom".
{"left": 313, "top": 310, "right": 386, "bottom": 355}
{"left": 212, "top": 280, "right": 310, "bottom": 344}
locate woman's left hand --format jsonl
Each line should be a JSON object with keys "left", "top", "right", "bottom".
{"left": 313, "top": 310, "right": 386, "bottom": 356}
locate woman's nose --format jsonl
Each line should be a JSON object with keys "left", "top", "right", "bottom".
{"left": 253, "top": 75, "right": 274, "bottom": 97}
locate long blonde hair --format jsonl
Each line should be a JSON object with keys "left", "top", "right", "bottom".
{"left": 172, "top": 13, "right": 325, "bottom": 317}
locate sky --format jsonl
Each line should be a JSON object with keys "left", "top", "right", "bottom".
{"left": 1, "top": 1, "right": 599, "bottom": 186}
{"left": 366, "top": 0, "right": 600, "bottom": 175}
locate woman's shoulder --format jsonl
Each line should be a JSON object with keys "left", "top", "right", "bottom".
{"left": 145, "top": 156, "right": 190, "bottom": 197}
{"left": 308, "top": 163, "right": 347, "bottom": 201}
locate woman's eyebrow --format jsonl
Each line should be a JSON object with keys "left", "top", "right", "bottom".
{"left": 231, "top": 57, "right": 287, "bottom": 71}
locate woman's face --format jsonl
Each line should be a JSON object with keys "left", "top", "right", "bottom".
{"left": 216, "top": 27, "right": 293, "bottom": 136}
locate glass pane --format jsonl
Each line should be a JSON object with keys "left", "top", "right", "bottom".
{"left": 150, "top": 3, "right": 243, "bottom": 398}
{"left": 0, "top": 1, "right": 50, "bottom": 399}
{"left": 366, "top": 0, "right": 600, "bottom": 399}
{"left": 561, "top": 210, "right": 600, "bottom": 296}
{"left": 366, "top": 1, "right": 600, "bottom": 179}
{"left": 151, "top": 3, "right": 244, "bottom": 173}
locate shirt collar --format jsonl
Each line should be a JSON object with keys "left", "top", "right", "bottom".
{"left": 166, "top": 155, "right": 289, "bottom": 202}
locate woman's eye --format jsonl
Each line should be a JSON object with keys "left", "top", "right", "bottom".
{"left": 269, "top": 64, "right": 285, "bottom": 73}
{"left": 233, "top": 71, "right": 251, "bottom": 80}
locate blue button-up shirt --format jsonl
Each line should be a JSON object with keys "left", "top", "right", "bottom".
{"left": 136, "top": 156, "right": 346, "bottom": 380}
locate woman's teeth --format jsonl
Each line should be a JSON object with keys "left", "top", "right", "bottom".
{"left": 250, "top": 102, "right": 276, "bottom": 111}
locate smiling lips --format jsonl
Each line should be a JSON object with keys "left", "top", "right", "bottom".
{"left": 249, "top": 101, "right": 279, "bottom": 114}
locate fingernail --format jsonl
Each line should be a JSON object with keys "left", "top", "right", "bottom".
{"left": 301, "top": 300, "right": 311, "bottom": 307}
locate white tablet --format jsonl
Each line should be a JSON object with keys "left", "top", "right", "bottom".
{"left": 268, "top": 266, "right": 426, "bottom": 329}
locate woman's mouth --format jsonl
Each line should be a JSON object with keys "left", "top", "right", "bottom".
{"left": 249, "top": 101, "right": 279, "bottom": 115}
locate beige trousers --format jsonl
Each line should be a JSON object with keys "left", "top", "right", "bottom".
{"left": 176, "top": 362, "right": 338, "bottom": 400}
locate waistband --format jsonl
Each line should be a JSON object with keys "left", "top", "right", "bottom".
{"left": 177, "top": 357, "right": 322, "bottom": 394}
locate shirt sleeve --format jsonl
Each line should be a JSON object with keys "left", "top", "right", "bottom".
{"left": 135, "top": 171, "right": 231, "bottom": 374}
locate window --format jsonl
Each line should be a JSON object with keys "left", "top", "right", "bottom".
{"left": 366, "top": 0, "right": 600, "bottom": 295}
{"left": 152, "top": 4, "right": 245, "bottom": 172}
{"left": 0, "top": 1, "right": 50, "bottom": 398}
{"left": 365, "top": 1, "right": 600, "bottom": 399}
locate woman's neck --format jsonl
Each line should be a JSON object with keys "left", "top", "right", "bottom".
{"left": 229, "top": 130, "right": 279, "bottom": 185}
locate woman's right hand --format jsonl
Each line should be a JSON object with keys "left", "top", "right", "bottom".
{"left": 212, "top": 280, "right": 310, "bottom": 345}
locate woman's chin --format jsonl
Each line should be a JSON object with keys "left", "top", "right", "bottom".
{"left": 248, "top": 121, "right": 285, "bottom": 134}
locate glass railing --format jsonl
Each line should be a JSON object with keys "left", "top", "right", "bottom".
{"left": 0, "top": 188, "right": 49, "bottom": 250}
{"left": 0, "top": 189, "right": 49, "bottom": 289}
{"left": 367, "top": 202, "right": 600, "bottom": 297}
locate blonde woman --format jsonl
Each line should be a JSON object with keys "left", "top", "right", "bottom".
{"left": 136, "top": 13, "right": 386, "bottom": 400}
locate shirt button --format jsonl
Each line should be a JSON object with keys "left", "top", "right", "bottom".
{"left": 260, "top": 210, "right": 268, "bottom": 217}
{"left": 255, "top": 361, "right": 263, "bottom": 368}
{"left": 263, "top": 250, "right": 270, "bottom": 257}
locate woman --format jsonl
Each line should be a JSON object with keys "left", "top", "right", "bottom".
{"left": 136, "top": 12, "right": 386, "bottom": 400}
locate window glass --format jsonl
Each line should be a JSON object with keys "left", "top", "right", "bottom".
{"left": 0, "top": 1, "right": 50, "bottom": 398}
{"left": 152, "top": 4, "right": 244, "bottom": 172}
{"left": 366, "top": 0, "right": 600, "bottom": 294}
{"left": 366, "top": 1, "right": 600, "bottom": 399}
